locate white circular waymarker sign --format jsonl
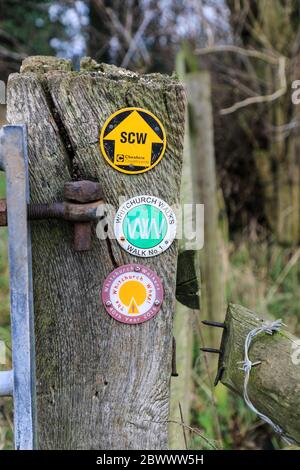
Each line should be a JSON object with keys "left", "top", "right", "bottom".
{"left": 114, "top": 195, "right": 177, "bottom": 258}
{"left": 102, "top": 264, "right": 164, "bottom": 324}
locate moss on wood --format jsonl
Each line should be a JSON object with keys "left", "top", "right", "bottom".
{"left": 219, "top": 303, "right": 300, "bottom": 443}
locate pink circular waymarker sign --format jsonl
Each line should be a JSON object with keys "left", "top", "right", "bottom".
{"left": 102, "top": 264, "right": 164, "bottom": 324}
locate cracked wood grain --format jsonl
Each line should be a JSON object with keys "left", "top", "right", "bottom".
{"left": 7, "top": 56, "right": 185, "bottom": 450}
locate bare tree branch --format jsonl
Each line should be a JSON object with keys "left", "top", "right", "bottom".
{"left": 168, "top": 420, "right": 219, "bottom": 450}
{"left": 0, "top": 45, "right": 25, "bottom": 62}
{"left": 220, "top": 56, "right": 287, "bottom": 115}
{"left": 178, "top": 402, "right": 188, "bottom": 450}
{"left": 121, "top": 10, "right": 155, "bottom": 68}
{"left": 90, "top": 0, "right": 151, "bottom": 66}
{"left": 195, "top": 45, "right": 287, "bottom": 115}
{"left": 195, "top": 44, "right": 280, "bottom": 64}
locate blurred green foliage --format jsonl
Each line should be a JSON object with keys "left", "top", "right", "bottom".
{"left": 0, "top": 0, "right": 66, "bottom": 80}
{"left": 190, "top": 237, "right": 300, "bottom": 450}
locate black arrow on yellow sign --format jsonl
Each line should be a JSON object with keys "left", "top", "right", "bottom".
{"left": 100, "top": 107, "right": 166, "bottom": 175}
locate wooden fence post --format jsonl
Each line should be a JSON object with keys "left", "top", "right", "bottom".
{"left": 185, "top": 71, "right": 226, "bottom": 360}
{"left": 169, "top": 50, "right": 194, "bottom": 449}
{"left": 7, "top": 56, "right": 185, "bottom": 449}
{"left": 219, "top": 303, "right": 300, "bottom": 443}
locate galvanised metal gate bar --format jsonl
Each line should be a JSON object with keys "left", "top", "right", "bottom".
{"left": 0, "top": 124, "right": 36, "bottom": 450}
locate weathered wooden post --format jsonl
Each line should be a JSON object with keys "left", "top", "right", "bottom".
{"left": 185, "top": 71, "right": 226, "bottom": 359}
{"left": 218, "top": 304, "right": 300, "bottom": 443}
{"left": 7, "top": 56, "right": 185, "bottom": 449}
{"left": 169, "top": 50, "right": 195, "bottom": 450}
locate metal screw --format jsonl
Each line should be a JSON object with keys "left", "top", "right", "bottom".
{"left": 134, "top": 266, "right": 141, "bottom": 272}
{"left": 154, "top": 299, "right": 160, "bottom": 306}
{"left": 105, "top": 301, "right": 112, "bottom": 307}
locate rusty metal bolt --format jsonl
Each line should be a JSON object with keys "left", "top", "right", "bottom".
{"left": 0, "top": 181, "right": 103, "bottom": 252}
{"left": 0, "top": 199, "right": 7, "bottom": 227}
{"left": 64, "top": 180, "right": 103, "bottom": 203}
{"left": 64, "top": 180, "right": 102, "bottom": 252}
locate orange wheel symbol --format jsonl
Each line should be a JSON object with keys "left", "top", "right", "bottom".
{"left": 102, "top": 264, "right": 164, "bottom": 324}
{"left": 119, "top": 280, "right": 147, "bottom": 315}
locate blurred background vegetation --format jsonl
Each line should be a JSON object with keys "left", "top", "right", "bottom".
{"left": 1, "top": 0, "right": 300, "bottom": 450}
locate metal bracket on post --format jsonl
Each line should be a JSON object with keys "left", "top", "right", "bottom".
{"left": 0, "top": 180, "right": 104, "bottom": 252}
{"left": 0, "top": 125, "right": 36, "bottom": 450}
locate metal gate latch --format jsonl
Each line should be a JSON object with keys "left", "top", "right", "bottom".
{"left": 0, "top": 177, "right": 103, "bottom": 252}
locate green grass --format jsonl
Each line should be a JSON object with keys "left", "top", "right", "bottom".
{"left": 227, "top": 240, "right": 300, "bottom": 335}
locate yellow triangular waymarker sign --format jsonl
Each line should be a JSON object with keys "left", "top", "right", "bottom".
{"left": 100, "top": 107, "right": 166, "bottom": 175}
{"left": 104, "top": 110, "right": 162, "bottom": 168}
